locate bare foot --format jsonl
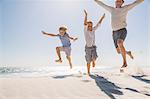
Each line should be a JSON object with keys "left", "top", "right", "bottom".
{"left": 69, "top": 63, "right": 72, "bottom": 69}
{"left": 121, "top": 63, "right": 127, "bottom": 68}
{"left": 127, "top": 51, "right": 134, "bottom": 59}
{"left": 55, "top": 59, "right": 62, "bottom": 63}
{"left": 120, "top": 64, "right": 127, "bottom": 73}
{"left": 120, "top": 68, "right": 124, "bottom": 73}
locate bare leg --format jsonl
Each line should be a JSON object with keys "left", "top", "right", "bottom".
{"left": 87, "top": 63, "right": 91, "bottom": 76}
{"left": 92, "top": 60, "right": 96, "bottom": 68}
{"left": 55, "top": 47, "right": 62, "bottom": 63}
{"left": 67, "top": 56, "right": 72, "bottom": 69}
{"left": 117, "top": 39, "right": 127, "bottom": 68}
{"left": 116, "top": 47, "right": 134, "bottom": 59}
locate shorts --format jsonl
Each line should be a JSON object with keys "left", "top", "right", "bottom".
{"left": 85, "top": 45, "right": 98, "bottom": 63}
{"left": 113, "top": 28, "right": 127, "bottom": 48}
{"left": 60, "top": 46, "right": 71, "bottom": 57}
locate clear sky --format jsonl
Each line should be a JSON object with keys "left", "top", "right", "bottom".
{"left": 0, "top": 0, "right": 149, "bottom": 67}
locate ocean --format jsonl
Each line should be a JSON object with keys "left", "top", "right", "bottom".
{"left": 0, "top": 66, "right": 115, "bottom": 77}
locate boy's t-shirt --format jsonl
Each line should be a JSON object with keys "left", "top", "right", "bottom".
{"left": 57, "top": 33, "right": 71, "bottom": 47}
{"left": 84, "top": 26, "right": 96, "bottom": 47}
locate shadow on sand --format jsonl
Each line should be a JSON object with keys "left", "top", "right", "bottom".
{"left": 90, "top": 75, "right": 123, "bottom": 99}
{"left": 125, "top": 88, "right": 150, "bottom": 96}
{"left": 52, "top": 74, "right": 150, "bottom": 98}
{"left": 52, "top": 74, "right": 73, "bottom": 79}
{"left": 132, "top": 75, "right": 150, "bottom": 84}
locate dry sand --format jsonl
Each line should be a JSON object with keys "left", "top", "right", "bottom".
{"left": 0, "top": 66, "right": 150, "bottom": 99}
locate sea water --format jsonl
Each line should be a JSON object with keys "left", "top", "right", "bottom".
{"left": 0, "top": 66, "right": 115, "bottom": 78}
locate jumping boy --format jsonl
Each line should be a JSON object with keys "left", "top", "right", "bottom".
{"left": 42, "top": 26, "right": 78, "bottom": 69}
{"left": 94, "top": 0, "right": 144, "bottom": 71}
{"left": 84, "top": 10, "right": 105, "bottom": 75}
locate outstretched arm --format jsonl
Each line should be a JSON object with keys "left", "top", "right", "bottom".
{"left": 93, "top": 13, "right": 105, "bottom": 30}
{"left": 42, "top": 31, "right": 58, "bottom": 37}
{"left": 68, "top": 36, "right": 78, "bottom": 41}
{"left": 126, "top": 0, "right": 144, "bottom": 10}
{"left": 94, "top": 0, "right": 113, "bottom": 12}
{"left": 84, "top": 10, "right": 88, "bottom": 26}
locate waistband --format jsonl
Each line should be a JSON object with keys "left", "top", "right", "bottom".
{"left": 113, "top": 28, "right": 126, "bottom": 32}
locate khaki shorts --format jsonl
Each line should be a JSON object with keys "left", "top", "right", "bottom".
{"left": 85, "top": 46, "right": 98, "bottom": 63}
{"left": 59, "top": 46, "right": 71, "bottom": 57}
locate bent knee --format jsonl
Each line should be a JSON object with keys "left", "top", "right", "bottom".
{"left": 56, "top": 47, "right": 60, "bottom": 50}
{"left": 117, "top": 39, "right": 124, "bottom": 46}
{"left": 117, "top": 50, "right": 121, "bottom": 54}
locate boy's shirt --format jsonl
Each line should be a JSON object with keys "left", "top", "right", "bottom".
{"left": 96, "top": 0, "right": 143, "bottom": 31}
{"left": 57, "top": 33, "right": 71, "bottom": 47}
{"left": 84, "top": 25, "right": 100, "bottom": 47}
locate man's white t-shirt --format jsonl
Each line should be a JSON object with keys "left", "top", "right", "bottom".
{"left": 95, "top": 0, "right": 143, "bottom": 31}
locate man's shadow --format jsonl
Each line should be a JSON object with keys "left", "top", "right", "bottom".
{"left": 90, "top": 75, "right": 123, "bottom": 99}
{"left": 132, "top": 75, "right": 150, "bottom": 84}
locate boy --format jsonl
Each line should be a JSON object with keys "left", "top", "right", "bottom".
{"left": 42, "top": 26, "right": 78, "bottom": 69}
{"left": 94, "top": 0, "right": 144, "bottom": 71}
{"left": 84, "top": 10, "right": 105, "bottom": 75}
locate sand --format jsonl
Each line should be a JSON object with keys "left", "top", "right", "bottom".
{"left": 0, "top": 66, "right": 150, "bottom": 99}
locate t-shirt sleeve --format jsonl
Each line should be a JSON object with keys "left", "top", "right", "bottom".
{"left": 65, "top": 33, "right": 70, "bottom": 37}
{"left": 125, "top": 0, "right": 144, "bottom": 10}
{"left": 84, "top": 25, "right": 88, "bottom": 32}
{"left": 95, "top": 0, "right": 113, "bottom": 12}
{"left": 56, "top": 34, "right": 60, "bottom": 37}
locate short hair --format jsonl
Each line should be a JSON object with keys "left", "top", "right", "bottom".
{"left": 87, "top": 21, "right": 93, "bottom": 24}
{"left": 116, "top": 0, "right": 124, "bottom": 3}
{"left": 59, "top": 26, "right": 67, "bottom": 31}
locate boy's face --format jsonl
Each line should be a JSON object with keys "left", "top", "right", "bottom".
{"left": 59, "top": 30, "right": 66, "bottom": 36}
{"left": 87, "top": 22, "right": 93, "bottom": 31}
{"left": 115, "top": 0, "right": 124, "bottom": 8}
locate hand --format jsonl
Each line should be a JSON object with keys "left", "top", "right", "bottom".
{"left": 84, "top": 10, "right": 87, "bottom": 16}
{"left": 101, "top": 13, "right": 105, "bottom": 19}
{"left": 94, "top": 0, "right": 99, "bottom": 2}
{"left": 73, "top": 37, "right": 78, "bottom": 41}
{"left": 42, "top": 31, "right": 46, "bottom": 34}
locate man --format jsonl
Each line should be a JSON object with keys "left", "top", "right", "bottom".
{"left": 94, "top": 0, "right": 144, "bottom": 71}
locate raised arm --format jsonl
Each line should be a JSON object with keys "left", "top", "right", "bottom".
{"left": 94, "top": 0, "right": 113, "bottom": 12}
{"left": 42, "top": 31, "right": 58, "bottom": 37}
{"left": 125, "top": 0, "right": 144, "bottom": 10}
{"left": 93, "top": 13, "right": 105, "bottom": 30}
{"left": 84, "top": 10, "right": 88, "bottom": 26}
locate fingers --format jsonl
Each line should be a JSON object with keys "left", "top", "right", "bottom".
{"left": 84, "top": 9, "right": 87, "bottom": 15}
{"left": 73, "top": 37, "right": 78, "bottom": 41}
{"left": 102, "top": 13, "right": 106, "bottom": 19}
{"left": 42, "top": 31, "right": 46, "bottom": 34}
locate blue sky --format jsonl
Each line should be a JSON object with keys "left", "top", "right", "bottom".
{"left": 0, "top": 0, "right": 149, "bottom": 67}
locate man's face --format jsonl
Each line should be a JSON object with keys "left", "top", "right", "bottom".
{"left": 115, "top": 0, "right": 124, "bottom": 8}
{"left": 87, "top": 22, "right": 93, "bottom": 31}
{"left": 59, "top": 30, "right": 66, "bottom": 36}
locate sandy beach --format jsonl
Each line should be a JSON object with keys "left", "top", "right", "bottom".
{"left": 0, "top": 66, "right": 150, "bottom": 99}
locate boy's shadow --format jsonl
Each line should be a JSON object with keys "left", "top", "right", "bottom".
{"left": 132, "top": 75, "right": 150, "bottom": 84}
{"left": 90, "top": 75, "right": 123, "bottom": 99}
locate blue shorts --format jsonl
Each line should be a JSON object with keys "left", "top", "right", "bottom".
{"left": 113, "top": 28, "right": 127, "bottom": 48}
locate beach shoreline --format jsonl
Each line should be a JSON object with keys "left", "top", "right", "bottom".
{"left": 0, "top": 66, "right": 150, "bottom": 99}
